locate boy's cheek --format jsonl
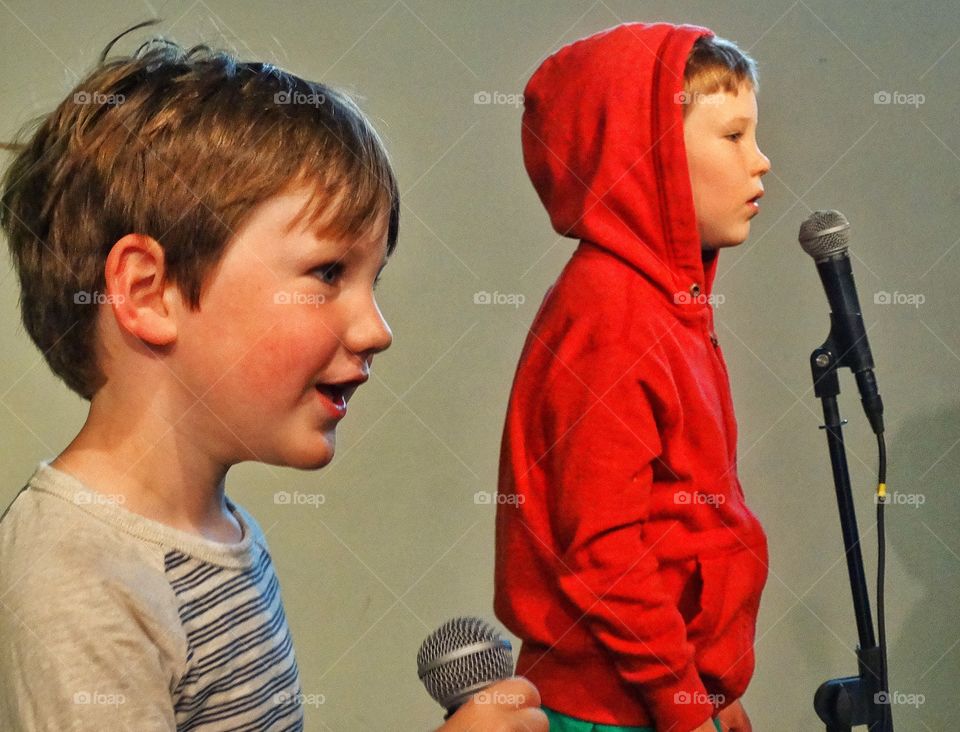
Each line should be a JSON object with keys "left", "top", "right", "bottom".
{"left": 236, "top": 329, "right": 321, "bottom": 393}
{"left": 174, "top": 320, "right": 303, "bottom": 399}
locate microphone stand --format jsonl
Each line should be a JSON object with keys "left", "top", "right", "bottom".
{"left": 809, "top": 338, "right": 892, "bottom": 732}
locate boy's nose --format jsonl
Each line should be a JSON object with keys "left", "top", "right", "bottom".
{"left": 349, "top": 298, "right": 393, "bottom": 357}
{"left": 754, "top": 146, "right": 771, "bottom": 177}
{"left": 369, "top": 315, "right": 393, "bottom": 354}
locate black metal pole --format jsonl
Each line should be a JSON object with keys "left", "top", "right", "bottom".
{"left": 810, "top": 344, "right": 892, "bottom": 731}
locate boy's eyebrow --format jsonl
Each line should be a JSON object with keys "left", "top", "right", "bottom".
{"left": 725, "top": 115, "right": 755, "bottom": 124}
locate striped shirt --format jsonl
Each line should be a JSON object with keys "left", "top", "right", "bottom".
{"left": 0, "top": 460, "right": 304, "bottom": 731}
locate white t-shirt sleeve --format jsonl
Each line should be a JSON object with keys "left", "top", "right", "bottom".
{"left": 0, "top": 514, "right": 186, "bottom": 731}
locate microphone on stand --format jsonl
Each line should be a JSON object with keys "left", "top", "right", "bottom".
{"left": 800, "top": 209, "right": 893, "bottom": 732}
{"left": 798, "top": 210, "right": 884, "bottom": 435}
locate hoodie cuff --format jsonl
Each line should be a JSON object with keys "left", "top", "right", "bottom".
{"left": 642, "top": 663, "right": 714, "bottom": 732}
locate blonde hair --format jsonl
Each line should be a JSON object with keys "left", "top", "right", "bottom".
{"left": 0, "top": 20, "right": 399, "bottom": 401}
{"left": 682, "top": 34, "right": 759, "bottom": 115}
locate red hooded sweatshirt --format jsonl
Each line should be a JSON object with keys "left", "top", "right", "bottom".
{"left": 494, "top": 22, "right": 769, "bottom": 731}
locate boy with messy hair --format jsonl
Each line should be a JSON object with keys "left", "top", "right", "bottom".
{"left": 0, "top": 22, "right": 546, "bottom": 732}
{"left": 495, "top": 23, "right": 772, "bottom": 732}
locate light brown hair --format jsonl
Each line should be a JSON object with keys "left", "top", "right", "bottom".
{"left": 0, "top": 20, "right": 399, "bottom": 401}
{"left": 682, "top": 34, "right": 759, "bottom": 115}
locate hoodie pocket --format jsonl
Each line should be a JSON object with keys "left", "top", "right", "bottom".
{"left": 689, "top": 544, "right": 768, "bottom": 693}
{"left": 691, "top": 543, "right": 767, "bottom": 642}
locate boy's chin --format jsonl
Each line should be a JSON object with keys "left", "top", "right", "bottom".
{"left": 282, "top": 433, "right": 337, "bottom": 470}
{"left": 700, "top": 221, "right": 753, "bottom": 250}
{"left": 702, "top": 233, "right": 749, "bottom": 250}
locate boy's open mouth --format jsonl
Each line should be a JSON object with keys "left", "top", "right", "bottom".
{"left": 315, "top": 383, "right": 346, "bottom": 407}
{"left": 314, "top": 376, "right": 368, "bottom": 407}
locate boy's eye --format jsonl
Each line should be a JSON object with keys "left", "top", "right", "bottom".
{"left": 726, "top": 132, "right": 743, "bottom": 141}
{"left": 312, "top": 262, "right": 343, "bottom": 285}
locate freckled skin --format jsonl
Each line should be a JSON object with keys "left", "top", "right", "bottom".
{"left": 169, "top": 189, "right": 393, "bottom": 470}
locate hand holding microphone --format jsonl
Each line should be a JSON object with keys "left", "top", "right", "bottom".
{"left": 434, "top": 676, "right": 546, "bottom": 732}
{"left": 417, "top": 616, "right": 548, "bottom": 732}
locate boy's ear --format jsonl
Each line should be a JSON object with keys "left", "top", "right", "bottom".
{"left": 104, "top": 233, "right": 179, "bottom": 346}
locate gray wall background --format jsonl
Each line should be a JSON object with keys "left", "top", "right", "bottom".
{"left": 2, "top": 2, "right": 957, "bottom": 729}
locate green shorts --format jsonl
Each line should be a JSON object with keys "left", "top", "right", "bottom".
{"left": 543, "top": 706, "right": 722, "bottom": 732}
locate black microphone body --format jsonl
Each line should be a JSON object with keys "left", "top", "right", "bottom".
{"left": 800, "top": 210, "right": 885, "bottom": 434}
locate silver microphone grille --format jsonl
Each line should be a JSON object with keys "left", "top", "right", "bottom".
{"left": 798, "top": 209, "right": 850, "bottom": 259}
{"left": 416, "top": 616, "right": 514, "bottom": 711}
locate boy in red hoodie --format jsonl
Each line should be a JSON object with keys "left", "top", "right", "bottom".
{"left": 494, "top": 22, "right": 771, "bottom": 732}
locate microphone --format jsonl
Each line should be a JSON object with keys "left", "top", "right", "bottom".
{"left": 798, "top": 210, "right": 884, "bottom": 434}
{"left": 416, "top": 616, "right": 514, "bottom": 720}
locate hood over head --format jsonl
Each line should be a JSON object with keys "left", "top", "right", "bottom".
{"left": 522, "top": 22, "right": 718, "bottom": 304}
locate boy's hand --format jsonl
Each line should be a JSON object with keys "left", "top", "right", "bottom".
{"left": 716, "top": 699, "right": 752, "bottom": 732}
{"left": 690, "top": 719, "right": 719, "bottom": 732}
{"left": 436, "top": 677, "right": 548, "bottom": 732}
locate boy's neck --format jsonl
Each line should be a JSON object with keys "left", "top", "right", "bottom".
{"left": 51, "top": 393, "right": 243, "bottom": 544}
